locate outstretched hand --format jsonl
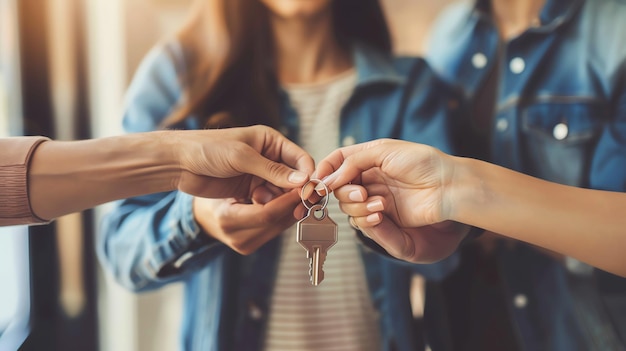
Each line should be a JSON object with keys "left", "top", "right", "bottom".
{"left": 175, "top": 125, "right": 315, "bottom": 199}
{"left": 174, "top": 125, "right": 314, "bottom": 254}
{"left": 312, "top": 139, "right": 468, "bottom": 263}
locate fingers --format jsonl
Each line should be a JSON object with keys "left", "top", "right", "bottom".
{"left": 358, "top": 215, "right": 415, "bottom": 261}
{"left": 235, "top": 143, "right": 310, "bottom": 189}
{"left": 251, "top": 186, "right": 275, "bottom": 204}
{"left": 256, "top": 125, "right": 316, "bottom": 174}
{"left": 221, "top": 209, "right": 296, "bottom": 255}
{"left": 314, "top": 144, "right": 372, "bottom": 186}
{"left": 251, "top": 183, "right": 286, "bottom": 204}
{"left": 317, "top": 140, "right": 396, "bottom": 191}
{"left": 349, "top": 212, "right": 384, "bottom": 228}
{"left": 274, "top": 134, "right": 316, "bottom": 176}
{"left": 333, "top": 184, "right": 366, "bottom": 202}
{"left": 195, "top": 190, "right": 301, "bottom": 255}
{"left": 228, "top": 125, "right": 314, "bottom": 189}
{"left": 293, "top": 203, "right": 308, "bottom": 220}
{"left": 334, "top": 184, "right": 385, "bottom": 218}
{"left": 234, "top": 189, "right": 301, "bottom": 227}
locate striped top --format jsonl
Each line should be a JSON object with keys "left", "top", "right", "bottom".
{"left": 263, "top": 70, "right": 381, "bottom": 351}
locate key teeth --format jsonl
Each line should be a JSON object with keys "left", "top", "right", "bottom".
{"left": 308, "top": 257, "right": 326, "bottom": 286}
{"left": 311, "top": 272, "right": 325, "bottom": 286}
{"left": 305, "top": 247, "right": 329, "bottom": 286}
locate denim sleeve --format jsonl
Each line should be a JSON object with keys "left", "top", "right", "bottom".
{"left": 590, "top": 62, "right": 626, "bottom": 192}
{"left": 97, "top": 43, "right": 226, "bottom": 292}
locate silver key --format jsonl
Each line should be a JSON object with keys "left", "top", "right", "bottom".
{"left": 296, "top": 203, "right": 337, "bottom": 286}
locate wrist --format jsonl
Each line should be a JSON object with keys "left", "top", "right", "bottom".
{"left": 150, "top": 131, "right": 184, "bottom": 190}
{"left": 445, "top": 156, "right": 486, "bottom": 226}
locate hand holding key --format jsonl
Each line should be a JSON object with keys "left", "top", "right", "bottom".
{"left": 194, "top": 187, "right": 302, "bottom": 255}
{"left": 296, "top": 180, "right": 337, "bottom": 286}
{"left": 313, "top": 139, "right": 470, "bottom": 264}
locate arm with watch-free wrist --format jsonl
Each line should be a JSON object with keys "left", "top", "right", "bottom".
{"left": 317, "top": 139, "right": 626, "bottom": 277}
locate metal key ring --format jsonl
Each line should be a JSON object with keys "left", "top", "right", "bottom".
{"left": 300, "top": 179, "right": 329, "bottom": 211}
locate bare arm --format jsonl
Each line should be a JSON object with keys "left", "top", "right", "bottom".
{"left": 26, "top": 125, "right": 312, "bottom": 222}
{"left": 317, "top": 139, "right": 626, "bottom": 277}
{"left": 28, "top": 132, "right": 178, "bottom": 220}
{"left": 451, "top": 156, "right": 626, "bottom": 277}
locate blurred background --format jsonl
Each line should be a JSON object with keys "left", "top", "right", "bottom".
{"left": 0, "top": 0, "right": 453, "bottom": 350}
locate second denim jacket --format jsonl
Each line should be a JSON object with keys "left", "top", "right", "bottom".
{"left": 427, "top": 0, "right": 626, "bottom": 349}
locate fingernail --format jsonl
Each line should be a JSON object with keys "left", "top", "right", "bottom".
{"left": 348, "top": 190, "right": 365, "bottom": 202}
{"left": 366, "top": 213, "right": 381, "bottom": 223}
{"left": 366, "top": 200, "right": 384, "bottom": 212}
{"left": 288, "top": 171, "right": 307, "bottom": 184}
{"left": 311, "top": 183, "right": 325, "bottom": 197}
{"left": 321, "top": 173, "right": 337, "bottom": 186}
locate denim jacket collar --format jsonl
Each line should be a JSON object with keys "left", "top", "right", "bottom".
{"left": 352, "top": 42, "right": 406, "bottom": 88}
{"left": 472, "top": 0, "right": 584, "bottom": 32}
{"left": 278, "top": 43, "right": 405, "bottom": 96}
{"left": 538, "top": 0, "right": 584, "bottom": 29}
{"left": 278, "top": 43, "right": 406, "bottom": 140}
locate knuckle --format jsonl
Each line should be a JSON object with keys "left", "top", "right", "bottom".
{"left": 258, "top": 125, "right": 273, "bottom": 134}
{"left": 228, "top": 237, "right": 253, "bottom": 255}
{"left": 219, "top": 221, "right": 238, "bottom": 234}
{"left": 264, "top": 161, "right": 285, "bottom": 179}
{"left": 338, "top": 203, "right": 357, "bottom": 217}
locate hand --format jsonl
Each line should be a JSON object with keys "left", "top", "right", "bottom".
{"left": 313, "top": 139, "right": 468, "bottom": 263}
{"left": 194, "top": 187, "right": 301, "bottom": 255}
{"left": 173, "top": 125, "right": 315, "bottom": 199}
{"left": 334, "top": 184, "right": 467, "bottom": 263}
{"left": 178, "top": 125, "right": 312, "bottom": 254}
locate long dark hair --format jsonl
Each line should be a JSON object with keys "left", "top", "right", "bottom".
{"left": 162, "top": 0, "right": 391, "bottom": 129}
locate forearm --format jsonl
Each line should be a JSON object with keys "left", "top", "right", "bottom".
{"left": 29, "top": 132, "right": 180, "bottom": 220}
{"left": 450, "top": 156, "right": 626, "bottom": 277}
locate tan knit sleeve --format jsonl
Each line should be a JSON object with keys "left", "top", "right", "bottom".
{"left": 0, "top": 136, "right": 51, "bottom": 226}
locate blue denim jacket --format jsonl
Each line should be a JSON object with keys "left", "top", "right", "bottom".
{"left": 98, "top": 42, "right": 461, "bottom": 351}
{"left": 427, "top": 0, "right": 626, "bottom": 349}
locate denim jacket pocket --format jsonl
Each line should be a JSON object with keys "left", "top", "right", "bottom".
{"left": 520, "top": 102, "right": 606, "bottom": 186}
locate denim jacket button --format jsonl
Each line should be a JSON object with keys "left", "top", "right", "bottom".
{"left": 342, "top": 136, "right": 356, "bottom": 146}
{"left": 496, "top": 118, "right": 509, "bottom": 132}
{"left": 472, "top": 53, "right": 488, "bottom": 69}
{"left": 510, "top": 57, "right": 526, "bottom": 74}
{"left": 514, "top": 294, "right": 528, "bottom": 308}
{"left": 553, "top": 123, "right": 569, "bottom": 140}
{"left": 249, "top": 302, "right": 263, "bottom": 320}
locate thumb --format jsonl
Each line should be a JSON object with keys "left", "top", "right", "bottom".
{"left": 361, "top": 215, "right": 415, "bottom": 261}
{"left": 321, "top": 145, "right": 389, "bottom": 191}
{"left": 236, "top": 146, "right": 309, "bottom": 188}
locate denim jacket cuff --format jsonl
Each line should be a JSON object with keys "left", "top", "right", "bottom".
{"left": 143, "top": 192, "right": 220, "bottom": 279}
